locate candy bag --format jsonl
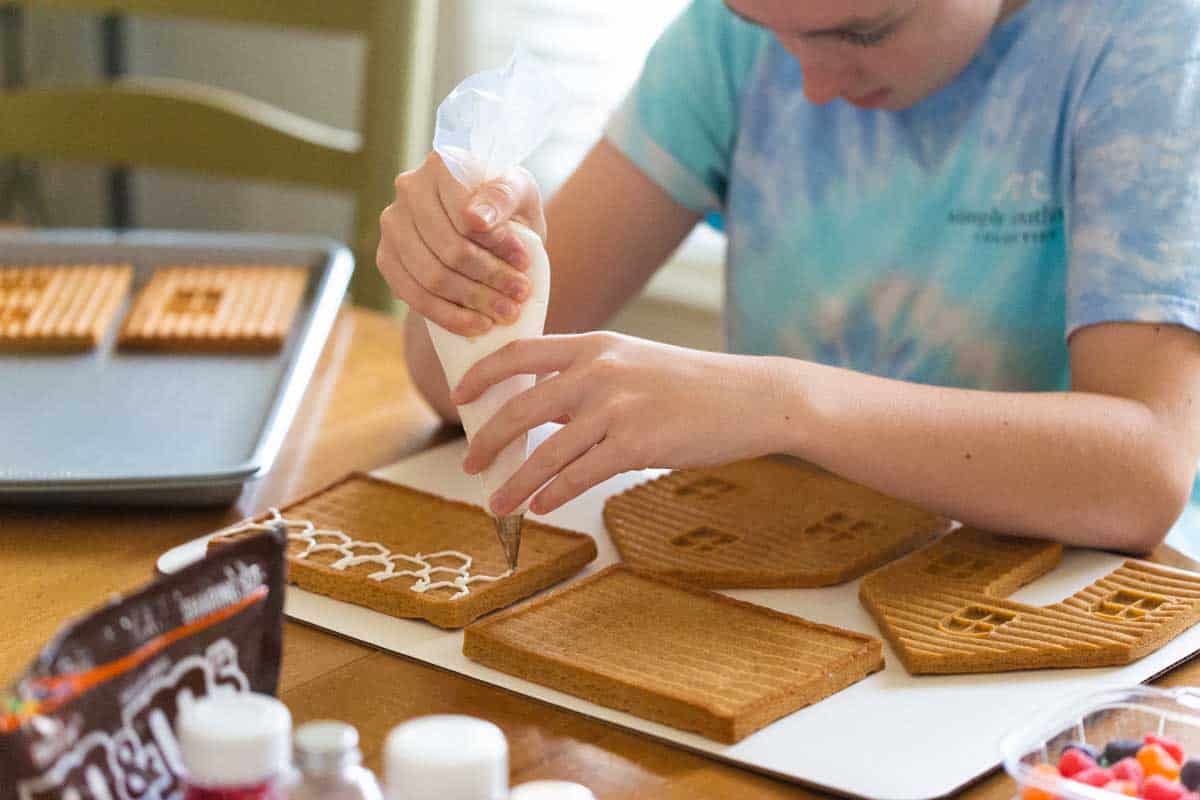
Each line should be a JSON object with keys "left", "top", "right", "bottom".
{"left": 0, "top": 527, "right": 287, "bottom": 799}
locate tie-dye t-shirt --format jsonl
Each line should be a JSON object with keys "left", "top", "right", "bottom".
{"left": 605, "top": 0, "right": 1200, "bottom": 542}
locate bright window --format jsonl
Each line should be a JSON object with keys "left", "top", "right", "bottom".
{"left": 444, "top": 0, "right": 726, "bottom": 315}
{"left": 450, "top": 0, "right": 692, "bottom": 193}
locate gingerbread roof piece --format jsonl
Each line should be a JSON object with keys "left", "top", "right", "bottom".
{"left": 604, "top": 457, "right": 952, "bottom": 588}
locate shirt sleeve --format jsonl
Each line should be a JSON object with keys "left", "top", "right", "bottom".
{"left": 1067, "top": 1, "right": 1200, "bottom": 338}
{"left": 604, "top": 0, "right": 767, "bottom": 214}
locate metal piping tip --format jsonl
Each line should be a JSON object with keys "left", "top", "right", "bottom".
{"left": 493, "top": 513, "right": 523, "bottom": 571}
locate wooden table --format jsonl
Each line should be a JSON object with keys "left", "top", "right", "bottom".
{"left": 4, "top": 304, "right": 1198, "bottom": 799}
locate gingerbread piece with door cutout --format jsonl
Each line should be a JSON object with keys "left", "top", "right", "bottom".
{"left": 859, "top": 527, "right": 1200, "bottom": 674}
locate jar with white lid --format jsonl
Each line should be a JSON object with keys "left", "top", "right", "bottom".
{"left": 177, "top": 692, "right": 292, "bottom": 800}
{"left": 383, "top": 714, "right": 508, "bottom": 800}
{"left": 509, "top": 780, "right": 596, "bottom": 800}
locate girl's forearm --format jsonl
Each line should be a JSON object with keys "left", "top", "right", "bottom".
{"left": 762, "top": 357, "right": 1194, "bottom": 552}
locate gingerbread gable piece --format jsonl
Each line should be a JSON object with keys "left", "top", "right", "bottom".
{"left": 860, "top": 528, "right": 1200, "bottom": 674}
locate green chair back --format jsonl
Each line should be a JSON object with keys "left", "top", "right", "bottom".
{"left": 0, "top": 0, "right": 439, "bottom": 309}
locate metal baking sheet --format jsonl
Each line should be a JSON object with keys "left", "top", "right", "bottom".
{"left": 0, "top": 229, "right": 351, "bottom": 506}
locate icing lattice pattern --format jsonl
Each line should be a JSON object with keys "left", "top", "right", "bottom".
{"left": 223, "top": 509, "right": 512, "bottom": 600}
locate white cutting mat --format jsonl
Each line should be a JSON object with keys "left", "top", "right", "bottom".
{"left": 160, "top": 434, "right": 1200, "bottom": 800}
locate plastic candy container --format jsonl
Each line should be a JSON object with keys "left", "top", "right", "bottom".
{"left": 1003, "top": 687, "right": 1200, "bottom": 800}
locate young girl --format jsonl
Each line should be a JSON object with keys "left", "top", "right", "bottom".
{"left": 376, "top": 0, "right": 1200, "bottom": 554}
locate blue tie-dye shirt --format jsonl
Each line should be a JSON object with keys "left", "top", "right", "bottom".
{"left": 606, "top": 0, "right": 1200, "bottom": 542}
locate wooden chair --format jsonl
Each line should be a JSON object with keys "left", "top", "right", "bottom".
{"left": 0, "top": 0, "right": 439, "bottom": 310}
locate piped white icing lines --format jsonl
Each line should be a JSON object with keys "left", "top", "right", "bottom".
{"left": 221, "top": 509, "right": 513, "bottom": 600}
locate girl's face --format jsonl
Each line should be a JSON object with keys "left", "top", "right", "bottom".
{"left": 724, "top": 0, "right": 1029, "bottom": 110}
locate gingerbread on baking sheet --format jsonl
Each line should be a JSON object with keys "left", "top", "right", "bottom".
{"left": 0, "top": 264, "right": 132, "bottom": 352}
{"left": 118, "top": 265, "right": 308, "bottom": 353}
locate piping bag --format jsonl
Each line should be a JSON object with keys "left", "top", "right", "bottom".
{"left": 427, "top": 49, "right": 566, "bottom": 570}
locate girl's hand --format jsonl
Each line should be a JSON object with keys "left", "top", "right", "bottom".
{"left": 451, "top": 332, "right": 785, "bottom": 516}
{"left": 377, "top": 152, "right": 546, "bottom": 336}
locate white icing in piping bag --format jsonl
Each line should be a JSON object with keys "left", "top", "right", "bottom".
{"left": 427, "top": 48, "right": 565, "bottom": 570}
{"left": 424, "top": 222, "right": 549, "bottom": 568}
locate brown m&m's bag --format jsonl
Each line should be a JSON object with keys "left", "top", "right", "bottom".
{"left": 0, "top": 527, "right": 286, "bottom": 799}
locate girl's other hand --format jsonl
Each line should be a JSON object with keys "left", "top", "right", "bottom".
{"left": 452, "top": 332, "right": 785, "bottom": 516}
